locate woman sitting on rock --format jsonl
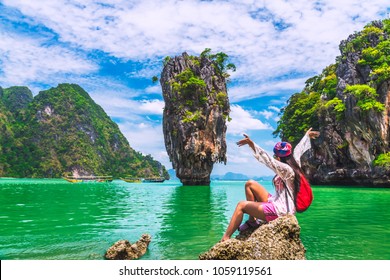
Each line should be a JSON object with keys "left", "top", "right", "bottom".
{"left": 221, "top": 128, "right": 320, "bottom": 242}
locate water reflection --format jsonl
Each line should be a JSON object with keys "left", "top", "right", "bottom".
{"left": 156, "top": 185, "right": 227, "bottom": 259}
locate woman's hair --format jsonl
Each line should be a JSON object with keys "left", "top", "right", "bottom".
{"left": 280, "top": 154, "right": 304, "bottom": 193}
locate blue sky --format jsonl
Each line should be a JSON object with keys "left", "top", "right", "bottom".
{"left": 1, "top": 0, "right": 389, "bottom": 177}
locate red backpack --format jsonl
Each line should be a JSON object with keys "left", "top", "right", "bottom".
{"left": 294, "top": 174, "right": 313, "bottom": 213}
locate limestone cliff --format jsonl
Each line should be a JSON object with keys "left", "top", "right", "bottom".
{"left": 275, "top": 20, "right": 390, "bottom": 186}
{"left": 160, "top": 51, "right": 230, "bottom": 185}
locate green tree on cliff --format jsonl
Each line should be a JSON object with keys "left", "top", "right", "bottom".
{"left": 200, "top": 48, "right": 236, "bottom": 77}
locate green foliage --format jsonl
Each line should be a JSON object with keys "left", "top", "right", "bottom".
{"left": 342, "top": 24, "right": 384, "bottom": 54}
{"left": 0, "top": 84, "right": 169, "bottom": 179}
{"left": 373, "top": 152, "right": 390, "bottom": 168}
{"left": 222, "top": 113, "right": 232, "bottom": 122}
{"left": 216, "top": 91, "right": 228, "bottom": 106}
{"left": 344, "top": 85, "right": 385, "bottom": 112}
{"left": 361, "top": 25, "right": 383, "bottom": 37}
{"left": 200, "top": 48, "right": 212, "bottom": 58}
{"left": 199, "top": 95, "right": 208, "bottom": 104}
{"left": 182, "top": 110, "right": 201, "bottom": 123}
{"left": 320, "top": 73, "right": 338, "bottom": 98}
{"left": 200, "top": 48, "right": 236, "bottom": 77}
{"left": 1, "top": 86, "right": 33, "bottom": 117}
{"left": 372, "top": 65, "right": 390, "bottom": 84}
{"left": 163, "top": 56, "right": 171, "bottom": 66}
{"left": 304, "top": 64, "right": 338, "bottom": 99}
{"left": 275, "top": 63, "right": 338, "bottom": 143}
{"left": 152, "top": 76, "right": 159, "bottom": 83}
{"left": 188, "top": 55, "right": 201, "bottom": 67}
{"left": 273, "top": 91, "right": 321, "bottom": 144}
{"left": 172, "top": 68, "right": 206, "bottom": 95}
{"left": 358, "top": 39, "right": 390, "bottom": 85}
{"left": 325, "top": 97, "right": 346, "bottom": 120}
{"left": 383, "top": 19, "right": 390, "bottom": 34}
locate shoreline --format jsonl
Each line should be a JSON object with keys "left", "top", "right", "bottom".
{"left": 0, "top": 177, "right": 389, "bottom": 188}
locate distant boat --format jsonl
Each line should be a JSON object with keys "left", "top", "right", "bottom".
{"left": 142, "top": 177, "right": 165, "bottom": 183}
{"left": 120, "top": 177, "right": 142, "bottom": 183}
{"left": 63, "top": 177, "right": 83, "bottom": 183}
{"left": 63, "top": 175, "right": 113, "bottom": 183}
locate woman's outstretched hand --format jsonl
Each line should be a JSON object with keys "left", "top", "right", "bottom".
{"left": 307, "top": 127, "right": 320, "bottom": 139}
{"left": 237, "top": 133, "right": 256, "bottom": 152}
{"left": 236, "top": 133, "right": 250, "bottom": 147}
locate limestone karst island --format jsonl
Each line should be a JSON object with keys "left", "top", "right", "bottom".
{"left": 160, "top": 50, "right": 232, "bottom": 186}
{"left": 0, "top": 84, "right": 169, "bottom": 180}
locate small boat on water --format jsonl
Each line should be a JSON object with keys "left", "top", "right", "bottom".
{"left": 63, "top": 175, "right": 113, "bottom": 183}
{"left": 63, "top": 177, "right": 83, "bottom": 183}
{"left": 120, "top": 177, "right": 142, "bottom": 183}
{"left": 142, "top": 177, "right": 165, "bottom": 183}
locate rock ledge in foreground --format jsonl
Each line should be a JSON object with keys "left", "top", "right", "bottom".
{"left": 199, "top": 215, "right": 306, "bottom": 260}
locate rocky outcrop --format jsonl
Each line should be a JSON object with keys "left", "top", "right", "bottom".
{"left": 199, "top": 215, "right": 306, "bottom": 260}
{"left": 160, "top": 52, "right": 230, "bottom": 185}
{"left": 105, "top": 234, "right": 151, "bottom": 260}
{"left": 301, "top": 20, "right": 390, "bottom": 186}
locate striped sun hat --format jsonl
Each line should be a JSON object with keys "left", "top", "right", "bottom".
{"left": 273, "top": 142, "right": 292, "bottom": 158}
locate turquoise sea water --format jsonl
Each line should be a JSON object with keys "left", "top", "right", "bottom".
{"left": 0, "top": 178, "right": 389, "bottom": 260}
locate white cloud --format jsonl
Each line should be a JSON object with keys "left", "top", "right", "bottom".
{"left": 268, "top": 106, "right": 281, "bottom": 113}
{"left": 91, "top": 91, "right": 164, "bottom": 120}
{"left": 118, "top": 120, "right": 171, "bottom": 168}
{"left": 249, "top": 107, "right": 282, "bottom": 122}
{"left": 228, "top": 77, "right": 307, "bottom": 102}
{"left": 145, "top": 84, "right": 162, "bottom": 94}
{"left": 0, "top": 29, "right": 97, "bottom": 86}
{"left": 227, "top": 105, "right": 273, "bottom": 135}
{"left": 4, "top": 0, "right": 389, "bottom": 89}
{"left": 258, "top": 110, "right": 274, "bottom": 120}
{"left": 139, "top": 99, "right": 164, "bottom": 114}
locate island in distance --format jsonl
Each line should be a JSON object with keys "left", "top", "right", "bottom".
{"left": 168, "top": 169, "right": 272, "bottom": 182}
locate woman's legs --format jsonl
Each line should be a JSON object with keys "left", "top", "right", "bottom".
{"left": 221, "top": 200, "right": 266, "bottom": 242}
{"left": 221, "top": 180, "right": 269, "bottom": 242}
{"left": 244, "top": 180, "right": 269, "bottom": 221}
{"left": 245, "top": 179, "right": 269, "bottom": 202}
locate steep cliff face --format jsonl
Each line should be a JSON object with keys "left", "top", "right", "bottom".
{"left": 276, "top": 20, "right": 390, "bottom": 186}
{"left": 306, "top": 21, "right": 390, "bottom": 186}
{"left": 160, "top": 52, "right": 230, "bottom": 185}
